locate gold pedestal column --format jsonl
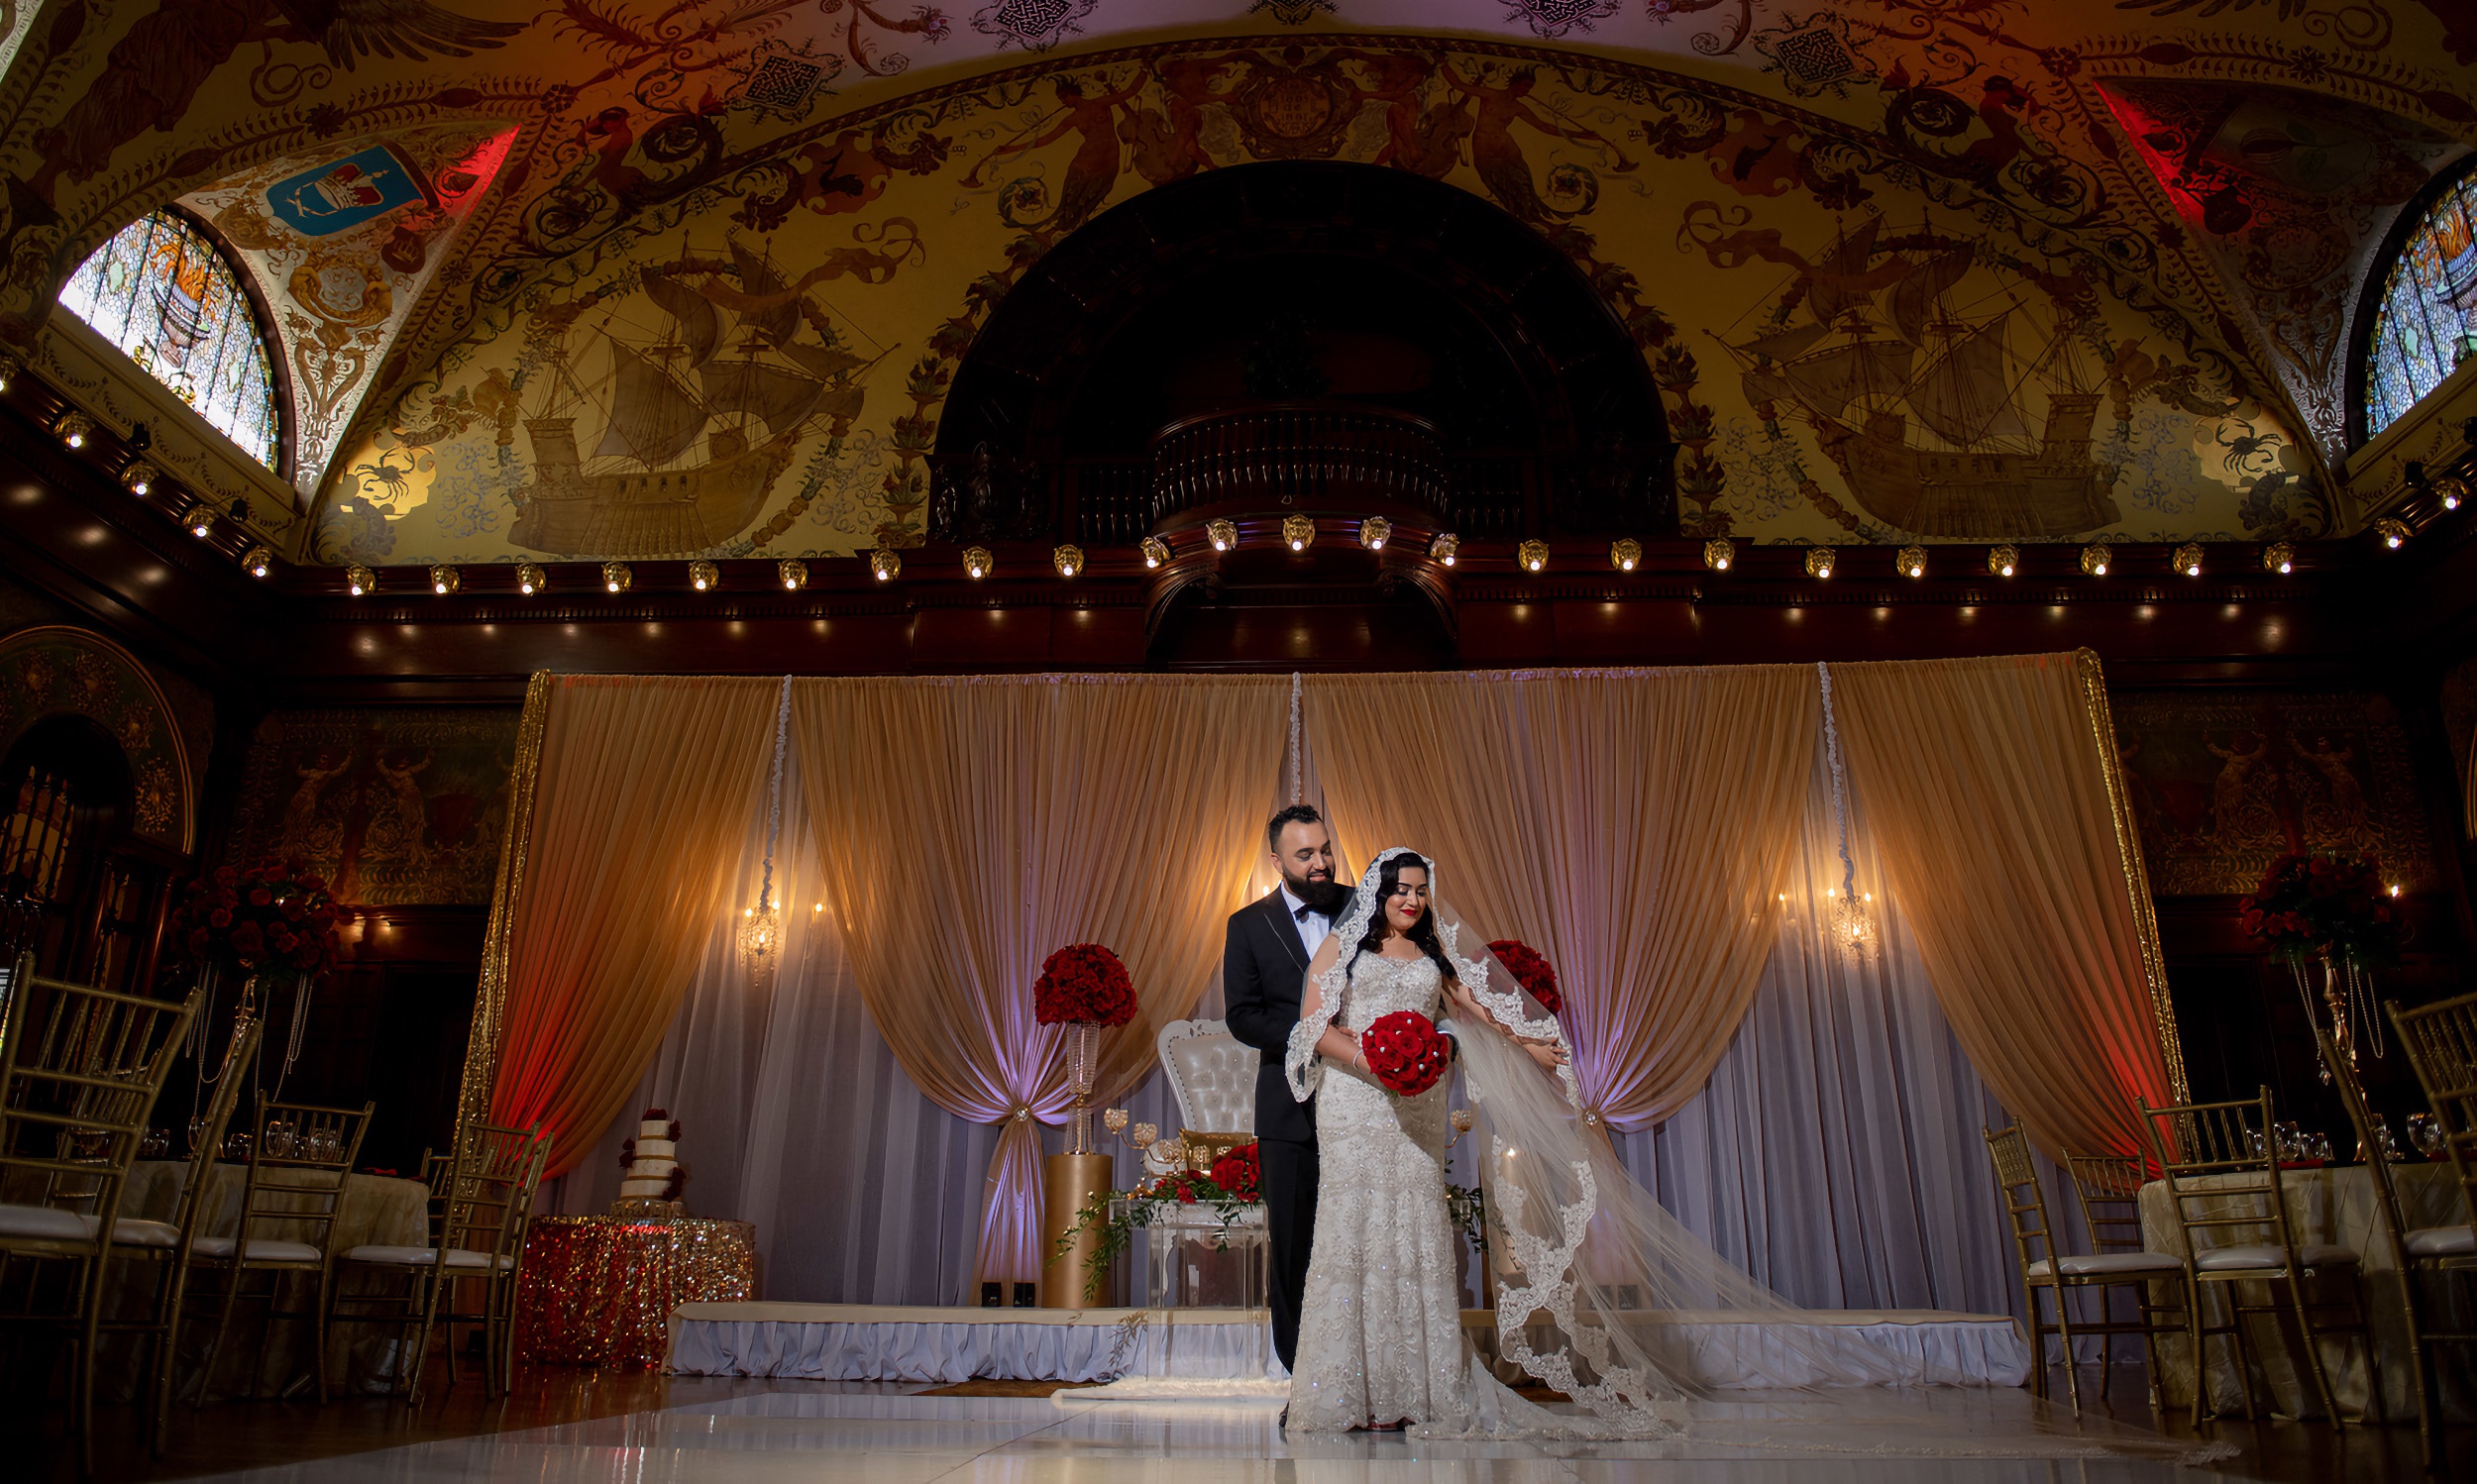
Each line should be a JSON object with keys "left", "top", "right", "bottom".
{"left": 1039, "top": 1152, "right": 1115, "bottom": 1308}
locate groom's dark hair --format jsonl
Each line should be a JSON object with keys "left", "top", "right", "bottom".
{"left": 1265, "top": 803, "right": 1324, "bottom": 853}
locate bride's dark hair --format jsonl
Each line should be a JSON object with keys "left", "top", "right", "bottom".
{"left": 1347, "top": 852, "right": 1456, "bottom": 987}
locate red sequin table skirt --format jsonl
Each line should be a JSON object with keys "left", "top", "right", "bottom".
{"left": 515, "top": 1215, "right": 757, "bottom": 1367}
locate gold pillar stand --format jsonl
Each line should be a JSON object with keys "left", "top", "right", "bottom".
{"left": 1039, "top": 1151, "right": 1115, "bottom": 1308}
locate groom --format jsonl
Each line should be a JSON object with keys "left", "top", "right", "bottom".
{"left": 1223, "top": 803, "right": 1347, "bottom": 1373}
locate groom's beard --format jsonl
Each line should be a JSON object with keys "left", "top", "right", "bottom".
{"left": 1285, "top": 873, "right": 1351, "bottom": 916}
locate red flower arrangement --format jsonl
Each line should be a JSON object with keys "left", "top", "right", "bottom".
{"left": 1032, "top": 943, "right": 1139, "bottom": 1026}
{"left": 2239, "top": 852, "right": 2400, "bottom": 968}
{"left": 1488, "top": 939, "right": 1562, "bottom": 1017}
{"left": 170, "top": 855, "right": 344, "bottom": 981}
{"left": 1208, "top": 1141, "right": 1261, "bottom": 1203}
{"left": 1360, "top": 1009, "right": 1452, "bottom": 1097}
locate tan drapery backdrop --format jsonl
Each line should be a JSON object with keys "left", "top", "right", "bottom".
{"left": 795, "top": 675, "right": 1287, "bottom": 1285}
{"left": 486, "top": 676, "right": 780, "bottom": 1177}
{"left": 1828, "top": 652, "right": 2182, "bottom": 1161}
{"left": 1303, "top": 668, "right": 1817, "bottom": 1130}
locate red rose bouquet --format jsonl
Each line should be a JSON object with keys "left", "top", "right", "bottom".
{"left": 1208, "top": 1141, "right": 1261, "bottom": 1203}
{"left": 2239, "top": 852, "right": 2399, "bottom": 968}
{"left": 1032, "top": 943, "right": 1138, "bottom": 1026}
{"left": 1488, "top": 939, "right": 1562, "bottom": 1017}
{"left": 170, "top": 854, "right": 344, "bottom": 982}
{"left": 1359, "top": 1009, "right": 1452, "bottom": 1097}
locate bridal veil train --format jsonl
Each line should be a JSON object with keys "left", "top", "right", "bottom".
{"left": 1281, "top": 847, "right": 2232, "bottom": 1463}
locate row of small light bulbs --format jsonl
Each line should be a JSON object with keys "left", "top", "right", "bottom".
{"left": 34, "top": 401, "right": 288, "bottom": 577}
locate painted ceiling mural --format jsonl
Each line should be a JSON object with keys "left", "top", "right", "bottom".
{"left": 0, "top": 3, "right": 2466, "bottom": 561}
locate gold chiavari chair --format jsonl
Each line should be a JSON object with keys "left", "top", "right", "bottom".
{"left": 2139, "top": 1087, "right": 2381, "bottom": 1426}
{"left": 1984, "top": 1123, "right": 2197, "bottom": 1418}
{"left": 100, "top": 1012, "right": 260, "bottom": 1456}
{"left": 2386, "top": 992, "right": 2477, "bottom": 1473}
{"left": 0, "top": 952, "right": 199, "bottom": 1474}
{"left": 2062, "top": 1149, "right": 2189, "bottom": 1404}
{"left": 331, "top": 1118, "right": 546, "bottom": 1402}
{"left": 180, "top": 1093, "right": 374, "bottom": 1405}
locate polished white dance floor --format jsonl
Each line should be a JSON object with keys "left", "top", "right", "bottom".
{"left": 190, "top": 1382, "right": 2270, "bottom": 1482}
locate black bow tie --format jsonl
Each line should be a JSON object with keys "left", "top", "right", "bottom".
{"left": 1294, "top": 902, "right": 1322, "bottom": 921}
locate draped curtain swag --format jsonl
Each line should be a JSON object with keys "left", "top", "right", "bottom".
{"left": 1303, "top": 668, "right": 1818, "bottom": 1130}
{"left": 486, "top": 675, "right": 780, "bottom": 1176}
{"left": 1827, "top": 652, "right": 2184, "bottom": 1160}
{"left": 793, "top": 675, "right": 1286, "bottom": 1285}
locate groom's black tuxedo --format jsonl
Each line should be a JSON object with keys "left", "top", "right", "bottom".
{"left": 1223, "top": 887, "right": 1324, "bottom": 1371}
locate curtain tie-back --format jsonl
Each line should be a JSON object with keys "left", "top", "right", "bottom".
{"left": 1009, "top": 1105, "right": 1031, "bottom": 1122}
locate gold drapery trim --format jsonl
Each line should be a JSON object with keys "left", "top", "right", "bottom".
{"left": 454, "top": 671, "right": 552, "bottom": 1138}
{"left": 2074, "top": 649, "right": 2190, "bottom": 1103}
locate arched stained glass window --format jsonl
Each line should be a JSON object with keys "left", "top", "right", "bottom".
{"left": 56, "top": 210, "right": 280, "bottom": 472}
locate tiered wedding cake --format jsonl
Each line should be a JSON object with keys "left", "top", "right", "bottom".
{"left": 617, "top": 1108, "right": 685, "bottom": 1208}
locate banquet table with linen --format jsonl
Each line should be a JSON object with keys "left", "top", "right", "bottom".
{"left": 515, "top": 1215, "right": 757, "bottom": 1367}
{"left": 2137, "top": 1161, "right": 2473, "bottom": 1421}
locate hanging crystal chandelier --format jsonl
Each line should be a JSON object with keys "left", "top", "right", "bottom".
{"left": 742, "top": 678, "right": 793, "bottom": 978}
{"left": 1818, "top": 663, "right": 1880, "bottom": 965}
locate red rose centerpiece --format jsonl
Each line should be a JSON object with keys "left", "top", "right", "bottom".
{"left": 1208, "top": 1141, "right": 1261, "bottom": 1203}
{"left": 1487, "top": 939, "right": 1562, "bottom": 1017}
{"left": 1360, "top": 1009, "right": 1452, "bottom": 1098}
{"left": 2239, "top": 851, "right": 2401, "bottom": 1076}
{"left": 1033, "top": 943, "right": 1138, "bottom": 1154}
{"left": 171, "top": 855, "right": 345, "bottom": 1081}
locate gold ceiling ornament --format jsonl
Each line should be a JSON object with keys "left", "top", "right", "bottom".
{"left": 119, "top": 459, "right": 158, "bottom": 495}
{"left": 429, "top": 565, "right": 460, "bottom": 595}
{"left": 2374, "top": 517, "right": 2412, "bottom": 550}
{"left": 1428, "top": 530, "right": 1459, "bottom": 566}
{"left": 1139, "top": 535, "right": 1172, "bottom": 568}
{"left": 0, "top": 352, "right": 20, "bottom": 390}
{"left": 1206, "top": 519, "right": 1238, "bottom": 553}
{"left": 1987, "top": 543, "right": 2018, "bottom": 578}
{"left": 1702, "top": 536, "right": 1734, "bottom": 572}
{"left": 2172, "top": 543, "right": 2204, "bottom": 577}
{"left": 241, "top": 546, "right": 272, "bottom": 579}
{"left": 515, "top": 563, "right": 547, "bottom": 595}
{"left": 2079, "top": 543, "right": 2111, "bottom": 577}
{"left": 2262, "top": 541, "right": 2294, "bottom": 575}
{"left": 1281, "top": 514, "right": 1315, "bottom": 552}
{"left": 601, "top": 561, "right": 632, "bottom": 593}
{"left": 53, "top": 409, "right": 92, "bottom": 448}
{"left": 962, "top": 545, "right": 993, "bottom": 578}
{"left": 2434, "top": 475, "right": 2466, "bottom": 510}
{"left": 1358, "top": 517, "right": 1391, "bottom": 551}
{"left": 689, "top": 560, "right": 719, "bottom": 590}
{"left": 1897, "top": 545, "right": 1927, "bottom": 578}
{"left": 1804, "top": 546, "right": 1836, "bottom": 579}
{"left": 778, "top": 558, "right": 808, "bottom": 590}
{"left": 1517, "top": 538, "right": 1549, "bottom": 573}
{"left": 1608, "top": 537, "right": 1641, "bottom": 572}
{"left": 869, "top": 549, "right": 901, "bottom": 583}
{"left": 345, "top": 565, "right": 377, "bottom": 597}
{"left": 1053, "top": 543, "right": 1085, "bottom": 578}
{"left": 182, "top": 498, "right": 215, "bottom": 539}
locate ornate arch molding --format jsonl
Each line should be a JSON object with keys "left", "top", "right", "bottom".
{"left": 0, "top": 625, "right": 194, "bottom": 852}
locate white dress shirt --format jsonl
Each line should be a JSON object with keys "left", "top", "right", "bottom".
{"left": 1278, "top": 884, "right": 1334, "bottom": 958}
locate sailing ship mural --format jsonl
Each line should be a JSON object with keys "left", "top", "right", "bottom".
{"left": 1720, "top": 219, "right": 2121, "bottom": 539}
{"left": 512, "top": 242, "right": 873, "bottom": 557}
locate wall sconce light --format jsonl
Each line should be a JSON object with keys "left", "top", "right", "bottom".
{"left": 241, "top": 546, "right": 272, "bottom": 579}
{"left": 1053, "top": 543, "right": 1084, "bottom": 578}
{"left": 2374, "top": 517, "right": 2411, "bottom": 550}
{"left": 346, "top": 565, "right": 377, "bottom": 596}
{"left": 1429, "top": 531, "right": 1459, "bottom": 567}
{"left": 429, "top": 565, "right": 460, "bottom": 595}
{"left": 2436, "top": 476, "right": 2466, "bottom": 511}
{"left": 0, "top": 353, "right": 20, "bottom": 391}
{"left": 2080, "top": 543, "right": 2111, "bottom": 577}
{"left": 690, "top": 560, "right": 719, "bottom": 591}
{"left": 1517, "top": 539, "right": 1549, "bottom": 573}
{"left": 602, "top": 561, "right": 632, "bottom": 593}
{"left": 53, "top": 410, "right": 91, "bottom": 448}
{"left": 2173, "top": 543, "right": 2204, "bottom": 577}
{"left": 182, "top": 499, "right": 214, "bottom": 539}
{"left": 2262, "top": 541, "right": 2294, "bottom": 576}
{"left": 1206, "top": 519, "right": 1238, "bottom": 554}
{"left": 1805, "top": 546, "right": 1836, "bottom": 579}
{"left": 1987, "top": 543, "right": 2018, "bottom": 578}
{"left": 869, "top": 549, "right": 901, "bottom": 583}
{"left": 119, "top": 459, "right": 158, "bottom": 495}
{"left": 1702, "top": 537, "right": 1734, "bottom": 572}
{"left": 778, "top": 558, "right": 808, "bottom": 590}
{"left": 963, "top": 546, "right": 992, "bottom": 579}
{"left": 1281, "top": 515, "right": 1314, "bottom": 553}
{"left": 1897, "top": 545, "right": 1927, "bottom": 579}
{"left": 1140, "top": 536, "right": 1172, "bottom": 569}
{"left": 1608, "top": 538, "right": 1641, "bottom": 573}
{"left": 515, "top": 563, "right": 547, "bottom": 595}
{"left": 1359, "top": 517, "right": 1390, "bottom": 552}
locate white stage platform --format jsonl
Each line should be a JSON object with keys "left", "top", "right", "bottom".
{"left": 666, "top": 1303, "right": 2030, "bottom": 1389}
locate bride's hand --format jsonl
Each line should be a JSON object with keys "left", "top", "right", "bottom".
{"left": 1522, "top": 1040, "right": 1566, "bottom": 1074}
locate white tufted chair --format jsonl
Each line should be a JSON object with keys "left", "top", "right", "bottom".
{"left": 1151, "top": 1019, "right": 1256, "bottom": 1174}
